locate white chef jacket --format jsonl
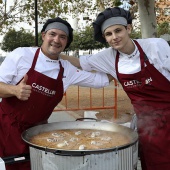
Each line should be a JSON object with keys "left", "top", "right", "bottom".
{"left": 0, "top": 47, "right": 109, "bottom": 92}
{"left": 80, "top": 38, "right": 170, "bottom": 81}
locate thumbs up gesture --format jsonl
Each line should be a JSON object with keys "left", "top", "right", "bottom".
{"left": 16, "top": 74, "right": 32, "bottom": 100}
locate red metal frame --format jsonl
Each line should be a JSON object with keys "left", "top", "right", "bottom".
{"left": 54, "top": 79, "right": 118, "bottom": 119}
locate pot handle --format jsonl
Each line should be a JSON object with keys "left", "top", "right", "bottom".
{"left": 76, "top": 118, "right": 98, "bottom": 121}
{"left": 53, "top": 150, "right": 86, "bottom": 156}
{"left": 2, "top": 154, "right": 30, "bottom": 165}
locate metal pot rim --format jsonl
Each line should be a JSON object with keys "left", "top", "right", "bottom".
{"left": 22, "top": 121, "right": 138, "bottom": 155}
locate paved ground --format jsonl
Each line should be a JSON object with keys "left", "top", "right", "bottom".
{"left": 48, "top": 110, "right": 142, "bottom": 170}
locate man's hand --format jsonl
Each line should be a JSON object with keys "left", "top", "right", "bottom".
{"left": 16, "top": 74, "right": 32, "bottom": 100}
{"left": 60, "top": 53, "right": 81, "bottom": 68}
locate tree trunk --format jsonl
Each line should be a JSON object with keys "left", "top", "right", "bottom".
{"left": 137, "top": 0, "right": 157, "bottom": 38}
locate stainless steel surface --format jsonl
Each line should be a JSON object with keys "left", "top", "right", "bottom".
{"left": 29, "top": 142, "right": 138, "bottom": 170}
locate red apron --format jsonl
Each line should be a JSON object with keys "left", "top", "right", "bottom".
{"left": 0, "top": 48, "right": 64, "bottom": 170}
{"left": 115, "top": 40, "right": 170, "bottom": 170}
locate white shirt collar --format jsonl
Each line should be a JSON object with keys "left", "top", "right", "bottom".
{"left": 118, "top": 40, "right": 139, "bottom": 59}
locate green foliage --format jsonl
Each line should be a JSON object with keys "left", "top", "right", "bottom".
{"left": 80, "top": 26, "right": 107, "bottom": 50}
{"left": 1, "top": 29, "right": 35, "bottom": 52}
{"left": 68, "top": 26, "right": 107, "bottom": 52}
{"left": 130, "top": 29, "right": 142, "bottom": 39}
{"left": 68, "top": 31, "right": 80, "bottom": 51}
{"left": 38, "top": 32, "right": 43, "bottom": 47}
{"left": 157, "top": 22, "right": 170, "bottom": 37}
{"left": 114, "top": 0, "right": 122, "bottom": 6}
{"left": 130, "top": 22, "right": 170, "bottom": 40}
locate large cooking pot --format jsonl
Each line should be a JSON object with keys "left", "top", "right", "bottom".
{"left": 22, "top": 121, "right": 138, "bottom": 170}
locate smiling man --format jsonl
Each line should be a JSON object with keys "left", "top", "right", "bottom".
{"left": 0, "top": 17, "right": 110, "bottom": 170}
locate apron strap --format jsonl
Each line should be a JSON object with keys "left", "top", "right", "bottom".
{"left": 133, "top": 40, "right": 148, "bottom": 86}
{"left": 31, "top": 48, "right": 40, "bottom": 69}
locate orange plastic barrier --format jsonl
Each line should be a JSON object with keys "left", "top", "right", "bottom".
{"left": 54, "top": 79, "right": 118, "bottom": 119}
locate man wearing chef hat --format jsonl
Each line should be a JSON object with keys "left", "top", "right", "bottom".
{"left": 0, "top": 17, "right": 110, "bottom": 170}
{"left": 61, "top": 7, "right": 170, "bottom": 170}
